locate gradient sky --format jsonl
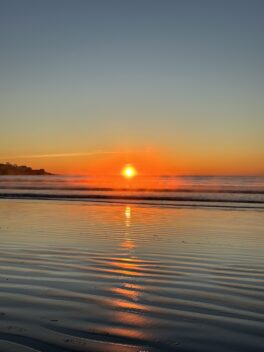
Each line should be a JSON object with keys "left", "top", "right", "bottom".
{"left": 0, "top": 0, "right": 263, "bottom": 175}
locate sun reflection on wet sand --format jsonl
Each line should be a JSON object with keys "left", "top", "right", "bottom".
{"left": 124, "top": 205, "right": 131, "bottom": 226}
{"left": 122, "top": 206, "right": 136, "bottom": 249}
{"left": 105, "top": 205, "right": 152, "bottom": 340}
{"left": 111, "top": 286, "right": 140, "bottom": 301}
{"left": 121, "top": 240, "right": 136, "bottom": 249}
{"left": 1, "top": 200, "right": 264, "bottom": 351}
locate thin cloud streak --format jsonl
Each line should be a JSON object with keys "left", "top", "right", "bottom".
{"left": 0, "top": 151, "right": 126, "bottom": 160}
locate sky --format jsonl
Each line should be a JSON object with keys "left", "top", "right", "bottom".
{"left": 0, "top": 0, "right": 263, "bottom": 175}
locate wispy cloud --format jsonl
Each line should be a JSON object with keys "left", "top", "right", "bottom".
{"left": 0, "top": 150, "right": 126, "bottom": 160}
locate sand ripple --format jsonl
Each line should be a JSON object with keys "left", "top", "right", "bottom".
{"left": 0, "top": 200, "right": 264, "bottom": 351}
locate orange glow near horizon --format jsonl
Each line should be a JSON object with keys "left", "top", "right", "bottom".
{"left": 121, "top": 164, "right": 137, "bottom": 179}
{"left": 2, "top": 147, "right": 264, "bottom": 176}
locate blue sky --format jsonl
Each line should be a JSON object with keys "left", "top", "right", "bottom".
{"left": 0, "top": 0, "right": 263, "bottom": 174}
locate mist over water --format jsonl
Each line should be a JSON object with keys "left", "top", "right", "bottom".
{"left": 0, "top": 175, "right": 264, "bottom": 207}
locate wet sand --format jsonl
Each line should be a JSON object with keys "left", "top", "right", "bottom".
{"left": 0, "top": 199, "right": 263, "bottom": 351}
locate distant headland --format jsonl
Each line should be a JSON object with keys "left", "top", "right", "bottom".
{"left": 0, "top": 163, "right": 53, "bottom": 176}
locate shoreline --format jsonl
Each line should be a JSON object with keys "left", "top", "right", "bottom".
{"left": 0, "top": 193, "right": 264, "bottom": 211}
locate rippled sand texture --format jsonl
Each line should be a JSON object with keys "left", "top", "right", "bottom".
{"left": 0, "top": 200, "right": 263, "bottom": 352}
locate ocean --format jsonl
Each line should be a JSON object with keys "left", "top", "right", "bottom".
{"left": 0, "top": 175, "right": 263, "bottom": 351}
{"left": 0, "top": 175, "right": 264, "bottom": 208}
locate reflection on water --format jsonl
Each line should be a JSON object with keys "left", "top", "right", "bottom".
{"left": 122, "top": 206, "right": 135, "bottom": 250}
{"left": 108, "top": 205, "right": 151, "bottom": 342}
{"left": 117, "top": 205, "right": 143, "bottom": 299}
{"left": 0, "top": 199, "right": 263, "bottom": 352}
{"left": 125, "top": 205, "right": 131, "bottom": 226}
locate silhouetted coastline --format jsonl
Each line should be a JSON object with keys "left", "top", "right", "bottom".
{"left": 0, "top": 163, "right": 53, "bottom": 175}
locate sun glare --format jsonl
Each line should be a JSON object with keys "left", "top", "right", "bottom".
{"left": 121, "top": 164, "right": 137, "bottom": 179}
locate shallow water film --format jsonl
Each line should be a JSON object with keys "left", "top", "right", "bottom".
{"left": 0, "top": 199, "right": 263, "bottom": 352}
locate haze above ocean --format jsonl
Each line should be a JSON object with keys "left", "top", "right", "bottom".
{"left": 0, "top": 175, "right": 264, "bottom": 208}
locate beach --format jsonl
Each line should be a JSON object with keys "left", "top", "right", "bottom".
{"left": 0, "top": 198, "right": 263, "bottom": 352}
{"left": 1, "top": 1, "right": 264, "bottom": 350}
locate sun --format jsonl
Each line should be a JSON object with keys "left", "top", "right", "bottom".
{"left": 121, "top": 164, "right": 137, "bottom": 179}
